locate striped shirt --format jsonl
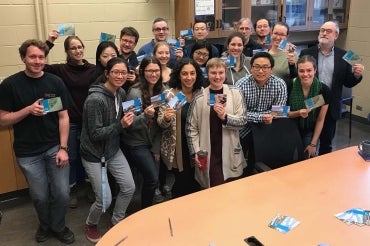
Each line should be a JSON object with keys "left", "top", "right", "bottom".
{"left": 235, "top": 74, "right": 287, "bottom": 138}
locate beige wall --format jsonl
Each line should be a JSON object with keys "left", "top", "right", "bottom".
{"left": 0, "top": 0, "right": 175, "bottom": 78}
{"left": 345, "top": 1, "right": 370, "bottom": 119}
{"left": 0, "top": 0, "right": 368, "bottom": 119}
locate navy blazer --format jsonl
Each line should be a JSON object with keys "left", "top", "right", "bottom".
{"left": 300, "top": 46, "right": 362, "bottom": 120}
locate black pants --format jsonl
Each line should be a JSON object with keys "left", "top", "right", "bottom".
{"left": 319, "top": 113, "right": 337, "bottom": 155}
{"left": 240, "top": 131, "right": 255, "bottom": 177}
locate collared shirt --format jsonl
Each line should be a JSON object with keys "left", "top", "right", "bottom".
{"left": 235, "top": 74, "right": 287, "bottom": 138}
{"left": 318, "top": 45, "right": 335, "bottom": 88}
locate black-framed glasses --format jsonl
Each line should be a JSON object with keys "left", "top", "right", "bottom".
{"left": 110, "top": 70, "right": 128, "bottom": 76}
{"left": 153, "top": 27, "right": 169, "bottom": 32}
{"left": 194, "top": 51, "right": 209, "bottom": 58}
{"left": 252, "top": 65, "right": 271, "bottom": 71}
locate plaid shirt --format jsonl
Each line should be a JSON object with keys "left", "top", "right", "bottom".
{"left": 235, "top": 74, "right": 287, "bottom": 138}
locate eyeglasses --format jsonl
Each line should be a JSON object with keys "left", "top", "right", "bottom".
{"left": 121, "top": 38, "right": 136, "bottom": 46}
{"left": 319, "top": 28, "right": 335, "bottom": 34}
{"left": 144, "top": 69, "right": 161, "bottom": 74}
{"left": 272, "top": 32, "right": 287, "bottom": 37}
{"left": 69, "top": 45, "right": 83, "bottom": 51}
{"left": 153, "top": 27, "right": 169, "bottom": 32}
{"left": 110, "top": 70, "right": 128, "bottom": 76}
{"left": 252, "top": 65, "right": 271, "bottom": 71}
{"left": 194, "top": 51, "right": 209, "bottom": 58}
{"left": 239, "top": 27, "right": 251, "bottom": 31}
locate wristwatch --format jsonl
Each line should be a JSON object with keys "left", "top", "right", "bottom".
{"left": 59, "top": 145, "right": 69, "bottom": 152}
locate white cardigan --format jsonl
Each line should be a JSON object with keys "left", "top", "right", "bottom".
{"left": 186, "top": 84, "right": 247, "bottom": 188}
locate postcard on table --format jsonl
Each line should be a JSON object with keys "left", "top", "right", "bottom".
{"left": 58, "top": 24, "right": 75, "bottom": 36}
{"left": 208, "top": 93, "right": 227, "bottom": 107}
{"left": 122, "top": 98, "right": 142, "bottom": 114}
{"left": 41, "top": 97, "right": 63, "bottom": 114}
{"left": 342, "top": 50, "right": 362, "bottom": 66}
{"left": 100, "top": 32, "right": 116, "bottom": 43}
{"left": 271, "top": 105, "right": 290, "bottom": 118}
{"left": 304, "top": 94, "right": 325, "bottom": 110}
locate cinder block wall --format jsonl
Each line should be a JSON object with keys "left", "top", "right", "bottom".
{"left": 0, "top": 0, "right": 369, "bottom": 119}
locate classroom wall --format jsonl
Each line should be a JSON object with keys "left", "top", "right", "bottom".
{"left": 0, "top": 0, "right": 368, "bottom": 119}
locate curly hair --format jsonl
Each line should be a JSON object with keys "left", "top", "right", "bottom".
{"left": 138, "top": 56, "right": 163, "bottom": 108}
{"left": 168, "top": 58, "right": 203, "bottom": 92}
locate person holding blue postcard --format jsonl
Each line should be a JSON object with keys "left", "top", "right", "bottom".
{"left": 268, "top": 22, "right": 297, "bottom": 84}
{"left": 186, "top": 58, "right": 247, "bottom": 188}
{"left": 287, "top": 55, "right": 331, "bottom": 158}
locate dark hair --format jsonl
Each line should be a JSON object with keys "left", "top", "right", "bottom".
{"left": 19, "top": 39, "right": 49, "bottom": 58}
{"left": 272, "top": 21, "right": 290, "bottom": 36}
{"left": 250, "top": 52, "right": 275, "bottom": 68}
{"left": 225, "top": 32, "right": 246, "bottom": 47}
{"left": 192, "top": 20, "right": 207, "bottom": 30}
{"left": 190, "top": 40, "right": 213, "bottom": 64}
{"left": 297, "top": 55, "right": 317, "bottom": 70}
{"left": 95, "top": 41, "right": 119, "bottom": 72}
{"left": 105, "top": 57, "right": 129, "bottom": 73}
{"left": 253, "top": 18, "right": 272, "bottom": 30}
{"left": 64, "top": 36, "right": 85, "bottom": 62}
{"left": 168, "top": 58, "right": 203, "bottom": 92}
{"left": 139, "top": 56, "right": 163, "bottom": 107}
{"left": 120, "top": 26, "right": 139, "bottom": 44}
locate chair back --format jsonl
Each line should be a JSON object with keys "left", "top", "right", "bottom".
{"left": 252, "top": 118, "right": 304, "bottom": 170}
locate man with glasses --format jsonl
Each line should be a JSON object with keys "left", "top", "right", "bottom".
{"left": 235, "top": 52, "right": 287, "bottom": 176}
{"left": 254, "top": 18, "right": 272, "bottom": 49}
{"left": 236, "top": 18, "right": 262, "bottom": 57}
{"left": 300, "top": 21, "right": 364, "bottom": 155}
{"left": 183, "top": 20, "right": 220, "bottom": 58}
{"left": 119, "top": 26, "right": 139, "bottom": 91}
{"left": 138, "top": 17, "right": 183, "bottom": 68}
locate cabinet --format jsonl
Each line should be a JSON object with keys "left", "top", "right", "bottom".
{"left": 175, "top": 0, "right": 247, "bottom": 39}
{"left": 175, "top": 0, "right": 350, "bottom": 38}
{"left": 282, "top": 0, "right": 350, "bottom": 31}
{"left": 0, "top": 127, "right": 27, "bottom": 195}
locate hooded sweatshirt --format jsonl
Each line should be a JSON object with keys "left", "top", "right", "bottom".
{"left": 80, "top": 84, "right": 126, "bottom": 162}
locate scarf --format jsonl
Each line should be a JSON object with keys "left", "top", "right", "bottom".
{"left": 289, "top": 77, "right": 322, "bottom": 131}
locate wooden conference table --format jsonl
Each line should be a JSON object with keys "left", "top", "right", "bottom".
{"left": 97, "top": 147, "right": 370, "bottom": 246}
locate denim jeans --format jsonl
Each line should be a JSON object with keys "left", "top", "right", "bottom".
{"left": 68, "top": 123, "right": 85, "bottom": 186}
{"left": 82, "top": 149, "right": 135, "bottom": 225}
{"left": 123, "top": 144, "right": 159, "bottom": 208}
{"left": 16, "top": 145, "right": 69, "bottom": 232}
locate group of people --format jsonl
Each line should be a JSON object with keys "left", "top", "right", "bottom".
{"left": 0, "top": 15, "right": 365, "bottom": 245}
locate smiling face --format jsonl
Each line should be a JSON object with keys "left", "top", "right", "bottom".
{"left": 106, "top": 63, "right": 128, "bottom": 91}
{"left": 154, "top": 44, "right": 170, "bottom": 66}
{"left": 251, "top": 57, "right": 273, "bottom": 86}
{"left": 22, "top": 45, "right": 46, "bottom": 78}
{"left": 119, "top": 34, "right": 136, "bottom": 55}
{"left": 192, "top": 47, "right": 210, "bottom": 66}
{"left": 180, "top": 64, "right": 197, "bottom": 90}
{"left": 208, "top": 65, "right": 226, "bottom": 90}
{"left": 255, "top": 19, "right": 270, "bottom": 38}
{"left": 318, "top": 21, "right": 338, "bottom": 47}
{"left": 99, "top": 46, "right": 118, "bottom": 68}
{"left": 66, "top": 38, "right": 84, "bottom": 63}
{"left": 193, "top": 22, "right": 208, "bottom": 40}
{"left": 144, "top": 63, "right": 161, "bottom": 86}
{"left": 152, "top": 21, "right": 169, "bottom": 42}
{"left": 238, "top": 20, "right": 252, "bottom": 40}
{"left": 271, "top": 24, "right": 288, "bottom": 48}
{"left": 297, "top": 61, "right": 316, "bottom": 86}
{"left": 227, "top": 36, "right": 244, "bottom": 58}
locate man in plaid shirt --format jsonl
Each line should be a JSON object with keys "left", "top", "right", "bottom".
{"left": 235, "top": 52, "right": 287, "bottom": 176}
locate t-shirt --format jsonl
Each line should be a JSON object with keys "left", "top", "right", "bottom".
{"left": 0, "top": 71, "right": 71, "bottom": 157}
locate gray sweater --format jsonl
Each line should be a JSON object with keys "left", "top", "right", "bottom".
{"left": 80, "top": 84, "right": 126, "bottom": 162}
